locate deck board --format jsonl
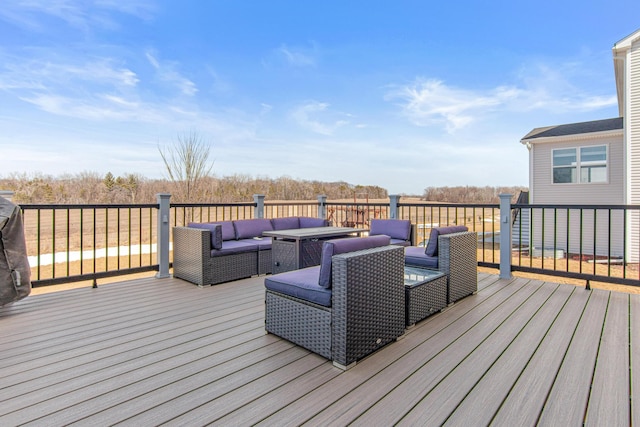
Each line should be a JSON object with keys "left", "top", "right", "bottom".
{"left": 537, "top": 288, "right": 610, "bottom": 426}
{"left": 440, "top": 282, "right": 574, "bottom": 426}
{"left": 489, "top": 285, "right": 591, "bottom": 426}
{"left": 0, "top": 271, "right": 636, "bottom": 426}
{"left": 585, "top": 291, "right": 630, "bottom": 426}
{"left": 340, "top": 278, "right": 544, "bottom": 426}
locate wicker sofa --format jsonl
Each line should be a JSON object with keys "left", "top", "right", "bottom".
{"left": 404, "top": 225, "right": 477, "bottom": 304}
{"left": 264, "top": 235, "right": 405, "bottom": 370}
{"left": 173, "top": 216, "right": 328, "bottom": 286}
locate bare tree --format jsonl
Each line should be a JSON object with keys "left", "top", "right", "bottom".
{"left": 158, "top": 130, "right": 215, "bottom": 202}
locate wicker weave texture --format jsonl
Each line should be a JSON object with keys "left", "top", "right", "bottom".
{"left": 439, "top": 231, "right": 478, "bottom": 304}
{"left": 207, "top": 251, "right": 258, "bottom": 285}
{"left": 332, "top": 246, "right": 405, "bottom": 366}
{"left": 172, "top": 227, "right": 210, "bottom": 286}
{"left": 258, "top": 249, "right": 272, "bottom": 275}
{"left": 271, "top": 240, "right": 297, "bottom": 274}
{"left": 300, "top": 239, "right": 325, "bottom": 268}
{"left": 265, "top": 291, "right": 332, "bottom": 359}
{"left": 405, "top": 273, "right": 447, "bottom": 326}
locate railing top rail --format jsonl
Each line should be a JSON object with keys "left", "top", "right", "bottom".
{"left": 398, "top": 202, "right": 500, "bottom": 208}
{"left": 514, "top": 203, "right": 640, "bottom": 210}
{"left": 21, "top": 203, "right": 159, "bottom": 210}
{"left": 265, "top": 201, "right": 318, "bottom": 206}
{"left": 325, "top": 201, "right": 389, "bottom": 206}
{"left": 171, "top": 202, "right": 256, "bottom": 208}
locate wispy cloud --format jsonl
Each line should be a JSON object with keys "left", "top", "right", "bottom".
{"left": 290, "top": 101, "right": 349, "bottom": 135}
{"left": 386, "top": 79, "right": 518, "bottom": 132}
{"left": 387, "top": 59, "right": 618, "bottom": 133}
{"left": 145, "top": 51, "right": 198, "bottom": 96}
{"left": 277, "top": 44, "right": 317, "bottom": 67}
{"left": 0, "top": 0, "right": 155, "bottom": 32}
{"left": 0, "top": 52, "right": 139, "bottom": 94}
{"left": 19, "top": 93, "right": 165, "bottom": 122}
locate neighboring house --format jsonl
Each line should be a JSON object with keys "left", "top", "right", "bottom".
{"left": 520, "top": 28, "right": 640, "bottom": 262}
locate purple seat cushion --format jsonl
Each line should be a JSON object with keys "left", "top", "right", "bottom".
{"left": 404, "top": 246, "right": 438, "bottom": 268}
{"left": 233, "top": 218, "right": 274, "bottom": 239}
{"left": 237, "top": 237, "right": 272, "bottom": 250}
{"left": 271, "top": 217, "right": 300, "bottom": 230}
{"left": 265, "top": 266, "right": 331, "bottom": 307}
{"left": 299, "top": 217, "right": 328, "bottom": 228}
{"left": 425, "top": 226, "right": 469, "bottom": 257}
{"left": 210, "top": 240, "right": 258, "bottom": 257}
{"left": 318, "top": 235, "right": 391, "bottom": 289}
{"left": 370, "top": 219, "right": 411, "bottom": 241}
{"left": 390, "top": 238, "right": 411, "bottom": 247}
{"left": 188, "top": 222, "right": 223, "bottom": 249}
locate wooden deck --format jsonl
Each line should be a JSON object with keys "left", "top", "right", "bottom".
{"left": 0, "top": 272, "right": 637, "bottom": 426}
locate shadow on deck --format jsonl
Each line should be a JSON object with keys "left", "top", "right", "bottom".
{"left": 0, "top": 272, "right": 637, "bottom": 425}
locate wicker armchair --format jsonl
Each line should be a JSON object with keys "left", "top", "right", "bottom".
{"left": 265, "top": 241, "right": 405, "bottom": 370}
{"left": 405, "top": 229, "right": 477, "bottom": 304}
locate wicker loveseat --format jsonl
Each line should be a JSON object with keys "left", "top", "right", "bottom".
{"left": 404, "top": 225, "right": 477, "bottom": 304}
{"left": 173, "top": 216, "right": 328, "bottom": 286}
{"left": 264, "top": 235, "right": 405, "bottom": 370}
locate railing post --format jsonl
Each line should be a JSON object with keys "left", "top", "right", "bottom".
{"left": 317, "top": 195, "right": 327, "bottom": 219}
{"left": 156, "top": 193, "right": 171, "bottom": 279}
{"left": 499, "top": 193, "right": 513, "bottom": 279}
{"left": 253, "top": 194, "right": 265, "bottom": 218}
{"left": 389, "top": 195, "right": 400, "bottom": 219}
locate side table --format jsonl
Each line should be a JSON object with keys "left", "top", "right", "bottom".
{"left": 404, "top": 266, "right": 447, "bottom": 326}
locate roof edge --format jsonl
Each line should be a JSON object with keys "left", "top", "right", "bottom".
{"left": 520, "top": 128, "right": 623, "bottom": 145}
{"left": 613, "top": 28, "right": 640, "bottom": 51}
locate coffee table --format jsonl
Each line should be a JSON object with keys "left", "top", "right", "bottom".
{"left": 263, "top": 226, "right": 366, "bottom": 274}
{"left": 404, "top": 266, "right": 447, "bottom": 326}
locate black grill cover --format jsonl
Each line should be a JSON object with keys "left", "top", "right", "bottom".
{"left": 0, "top": 197, "right": 31, "bottom": 306}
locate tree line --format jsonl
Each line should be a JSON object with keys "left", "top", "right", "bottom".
{"left": 0, "top": 172, "right": 389, "bottom": 204}
{"left": 422, "top": 185, "right": 528, "bottom": 204}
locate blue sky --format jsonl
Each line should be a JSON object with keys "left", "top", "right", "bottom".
{"left": 1, "top": 1, "right": 638, "bottom": 195}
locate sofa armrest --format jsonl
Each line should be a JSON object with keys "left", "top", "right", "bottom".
{"left": 172, "top": 226, "right": 211, "bottom": 286}
{"left": 331, "top": 245, "right": 405, "bottom": 368}
{"left": 438, "top": 231, "right": 477, "bottom": 303}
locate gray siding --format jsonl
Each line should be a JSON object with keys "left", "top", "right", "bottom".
{"left": 531, "top": 136, "right": 624, "bottom": 205}
{"left": 629, "top": 42, "right": 640, "bottom": 262}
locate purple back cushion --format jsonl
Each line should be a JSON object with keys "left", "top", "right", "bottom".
{"left": 271, "top": 217, "right": 300, "bottom": 230}
{"left": 318, "top": 235, "right": 391, "bottom": 289}
{"left": 370, "top": 219, "right": 411, "bottom": 241}
{"left": 233, "top": 218, "right": 274, "bottom": 239}
{"left": 425, "top": 225, "right": 469, "bottom": 257}
{"left": 214, "top": 221, "right": 236, "bottom": 241}
{"left": 299, "top": 217, "right": 328, "bottom": 228}
{"left": 188, "top": 222, "right": 223, "bottom": 249}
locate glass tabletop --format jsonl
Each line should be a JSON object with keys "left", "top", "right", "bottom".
{"left": 404, "top": 266, "right": 445, "bottom": 286}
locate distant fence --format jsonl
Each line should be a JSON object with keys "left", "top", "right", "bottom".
{"left": 13, "top": 193, "right": 640, "bottom": 289}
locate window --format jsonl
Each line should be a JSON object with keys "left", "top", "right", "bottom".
{"left": 552, "top": 145, "right": 607, "bottom": 184}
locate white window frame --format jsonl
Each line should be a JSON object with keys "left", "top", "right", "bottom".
{"left": 551, "top": 144, "right": 608, "bottom": 185}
